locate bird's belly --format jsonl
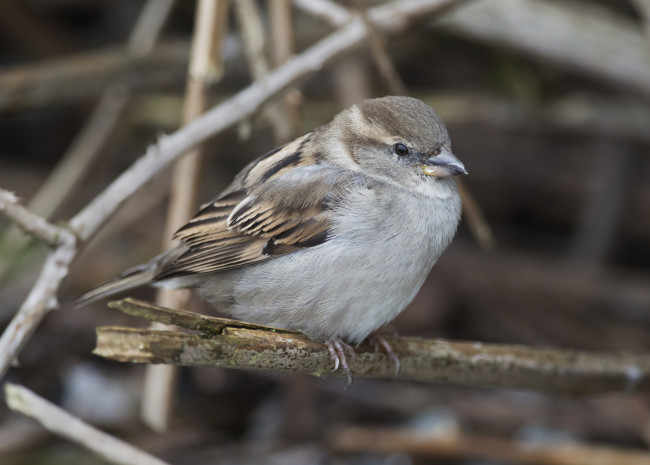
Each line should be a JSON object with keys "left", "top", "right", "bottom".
{"left": 199, "top": 230, "right": 438, "bottom": 344}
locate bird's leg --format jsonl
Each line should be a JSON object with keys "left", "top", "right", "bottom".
{"left": 326, "top": 339, "right": 355, "bottom": 388}
{"left": 368, "top": 327, "right": 400, "bottom": 376}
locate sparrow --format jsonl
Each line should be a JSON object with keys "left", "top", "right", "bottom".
{"left": 77, "top": 96, "right": 467, "bottom": 382}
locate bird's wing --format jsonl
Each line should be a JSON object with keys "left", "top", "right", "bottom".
{"left": 154, "top": 137, "right": 350, "bottom": 280}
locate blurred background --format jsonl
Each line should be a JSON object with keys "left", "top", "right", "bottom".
{"left": 2, "top": 0, "right": 650, "bottom": 464}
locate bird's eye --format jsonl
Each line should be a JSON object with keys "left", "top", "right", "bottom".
{"left": 393, "top": 143, "right": 409, "bottom": 156}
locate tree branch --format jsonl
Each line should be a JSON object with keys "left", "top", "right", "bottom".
{"left": 95, "top": 299, "right": 650, "bottom": 396}
{"left": 5, "top": 383, "right": 170, "bottom": 465}
{"left": 0, "top": 189, "right": 72, "bottom": 247}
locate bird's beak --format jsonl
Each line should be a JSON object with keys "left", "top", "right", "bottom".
{"left": 422, "top": 147, "right": 468, "bottom": 177}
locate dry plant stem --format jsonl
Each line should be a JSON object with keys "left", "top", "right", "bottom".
{"left": 4, "top": 384, "right": 171, "bottom": 465}
{"left": 0, "top": 0, "right": 465, "bottom": 381}
{"left": 235, "top": 0, "right": 292, "bottom": 143}
{"left": 270, "top": 0, "right": 294, "bottom": 70}
{"left": 97, "top": 299, "right": 650, "bottom": 396}
{"left": 127, "top": 0, "right": 175, "bottom": 57}
{"left": 456, "top": 179, "right": 495, "bottom": 249}
{"left": 356, "top": 6, "right": 408, "bottom": 96}
{"left": 0, "top": 189, "right": 71, "bottom": 247}
{"left": 27, "top": 87, "right": 130, "bottom": 220}
{"left": 330, "top": 426, "right": 650, "bottom": 465}
{"left": 270, "top": 0, "right": 303, "bottom": 136}
{"left": 142, "top": 0, "right": 228, "bottom": 433}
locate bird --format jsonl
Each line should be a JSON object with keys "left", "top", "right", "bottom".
{"left": 77, "top": 96, "right": 467, "bottom": 382}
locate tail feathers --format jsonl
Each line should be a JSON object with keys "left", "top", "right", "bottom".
{"left": 75, "top": 262, "right": 158, "bottom": 307}
{"left": 75, "top": 246, "right": 188, "bottom": 307}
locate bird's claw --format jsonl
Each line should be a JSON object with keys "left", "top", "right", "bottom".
{"left": 326, "top": 339, "right": 355, "bottom": 388}
{"left": 368, "top": 329, "right": 401, "bottom": 377}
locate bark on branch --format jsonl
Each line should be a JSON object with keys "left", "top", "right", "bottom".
{"left": 95, "top": 299, "right": 650, "bottom": 396}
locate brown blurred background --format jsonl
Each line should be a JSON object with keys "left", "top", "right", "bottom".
{"left": 1, "top": 0, "right": 650, "bottom": 464}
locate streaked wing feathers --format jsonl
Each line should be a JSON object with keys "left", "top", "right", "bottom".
{"left": 155, "top": 140, "right": 345, "bottom": 280}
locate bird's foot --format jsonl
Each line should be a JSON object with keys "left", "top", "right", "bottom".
{"left": 368, "top": 328, "right": 400, "bottom": 376}
{"left": 326, "top": 339, "right": 355, "bottom": 389}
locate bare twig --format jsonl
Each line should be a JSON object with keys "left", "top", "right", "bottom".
{"left": 0, "top": 0, "right": 467, "bottom": 381}
{"left": 456, "top": 180, "right": 495, "bottom": 249}
{"left": 4, "top": 384, "right": 171, "bottom": 465}
{"left": 142, "top": 0, "right": 229, "bottom": 432}
{"left": 0, "top": 189, "right": 72, "bottom": 247}
{"left": 26, "top": 87, "right": 129, "bottom": 221}
{"left": 329, "top": 426, "right": 650, "bottom": 465}
{"left": 96, "top": 299, "right": 650, "bottom": 396}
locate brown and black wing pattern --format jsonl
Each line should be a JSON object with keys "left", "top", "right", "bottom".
{"left": 154, "top": 138, "right": 346, "bottom": 280}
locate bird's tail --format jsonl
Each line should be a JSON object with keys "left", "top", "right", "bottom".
{"left": 75, "top": 246, "right": 186, "bottom": 307}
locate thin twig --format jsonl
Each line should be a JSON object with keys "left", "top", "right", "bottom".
{"left": 0, "top": 0, "right": 467, "bottom": 381}
{"left": 355, "top": 4, "right": 408, "bottom": 95}
{"left": 96, "top": 298, "right": 650, "bottom": 396}
{"left": 329, "top": 426, "right": 650, "bottom": 465}
{"left": 142, "top": 0, "right": 229, "bottom": 432}
{"left": 4, "top": 383, "right": 171, "bottom": 465}
{"left": 456, "top": 180, "right": 495, "bottom": 249}
{"left": 0, "top": 189, "right": 71, "bottom": 247}
{"left": 127, "top": 0, "right": 175, "bottom": 57}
